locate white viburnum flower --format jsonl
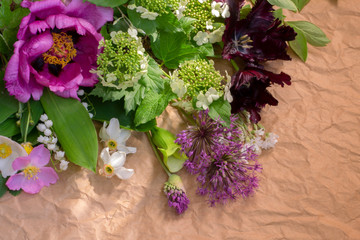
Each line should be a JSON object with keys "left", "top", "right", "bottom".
{"left": 206, "top": 20, "right": 213, "bottom": 30}
{"left": 0, "top": 136, "right": 28, "bottom": 178}
{"left": 211, "top": 1, "right": 222, "bottom": 17}
{"left": 170, "top": 78, "right": 187, "bottom": 98}
{"left": 205, "top": 87, "right": 220, "bottom": 103}
{"left": 99, "top": 118, "right": 137, "bottom": 154}
{"left": 100, "top": 148, "right": 134, "bottom": 179}
{"left": 193, "top": 31, "right": 209, "bottom": 46}
{"left": 175, "top": 1, "right": 187, "bottom": 20}
{"left": 196, "top": 92, "right": 211, "bottom": 110}
{"left": 141, "top": 11, "right": 159, "bottom": 20}
{"left": 261, "top": 133, "right": 279, "bottom": 150}
{"left": 221, "top": 3, "right": 230, "bottom": 18}
{"left": 224, "top": 71, "right": 233, "bottom": 103}
{"left": 209, "top": 25, "right": 225, "bottom": 43}
{"left": 128, "top": 27, "right": 138, "bottom": 39}
{"left": 127, "top": 4, "right": 136, "bottom": 10}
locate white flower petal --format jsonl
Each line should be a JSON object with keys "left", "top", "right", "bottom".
{"left": 115, "top": 167, "right": 134, "bottom": 180}
{"left": 106, "top": 118, "right": 122, "bottom": 140}
{"left": 100, "top": 148, "right": 111, "bottom": 164}
{"left": 109, "top": 151, "right": 126, "bottom": 168}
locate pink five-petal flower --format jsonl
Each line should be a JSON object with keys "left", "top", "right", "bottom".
{"left": 6, "top": 145, "right": 59, "bottom": 194}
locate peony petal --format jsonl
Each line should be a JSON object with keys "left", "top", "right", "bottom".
{"left": 65, "top": 0, "right": 113, "bottom": 30}
{"left": 29, "top": 145, "right": 50, "bottom": 167}
{"left": 45, "top": 63, "right": 83, "bottom": 92}
{"left": 28, "top": 20, "right": 50, "bottom": 35}
{"left": 21, "top": 177, "right": 44, "bottom": 194}
{"left": 115, "top": 167, "right": 134, "bottom": 180}
{"left": 73, "top": 54, "right": 98, "bottom": 87}
{"left": 12, "top": 156, "right": 31, "bottom": 171}
{"left": 109, "top": 151, "right": 126, "bottom": 168}
{"left": 100, "top": 148, "right": 111, "bottom": 165}
{"left": 53, "top": 88, "right": 80, "bottom": 100}
{"left": 23, "top": 0, "right": 66, "bottom": 20}
{"left": 37, "top": 167, "right": 59, "bottom": 186}
{"left": 6, "top": 174, "right": 26, "bottom": 191}
{"left": 46, "top": 14, "right": 87, "bottom": 35}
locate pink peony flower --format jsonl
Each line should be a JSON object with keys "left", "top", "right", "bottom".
{"left": 4, "top": 0, "right": 113, "bottom": 102}
{"left": 6, "top": 145, "right": 59, "bottom": 194}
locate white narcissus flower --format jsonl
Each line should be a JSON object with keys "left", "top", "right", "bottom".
{"left": 99, "top": 118, "right": 137, "bottom": 154}
{"left": 0, "top": 136, "right": 28, "bottom": 178}
{"left": 100, "top": 148, "right": 134, "bottom": 179}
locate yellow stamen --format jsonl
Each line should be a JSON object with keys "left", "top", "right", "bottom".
{"left": 106, "top": 139, "right": 118, "bottom": 151}
{"left": 21, "top": 142, "right": 33, "bottom": 155}
{"left": 103, "top": 164, "right": 114, "bottom": 177}
{"left": 43, "top": 32, "right": 77, "bottom": 68}
{"left": 23, "top": 166, "right": 40, "bottom": 180}
{"left": 0, "top": 143, "right": 12, "bottom": 159}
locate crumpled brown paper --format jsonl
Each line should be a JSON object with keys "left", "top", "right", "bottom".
{"left": 1, "top": 0, "right": 360, "bottom": 239}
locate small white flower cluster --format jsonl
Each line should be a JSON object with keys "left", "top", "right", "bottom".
{"left": 174, "top": 0, "right": 188, "bottom": 20}
{"left": 211, "top": 1, "right": 230, "bottom": 19}
{"left": 77, "top": 89, "right": 93, "bottom": 119}
{"left": 223, "top": 71, "right": 233, "bottom": 103}
{"left": 170, "top": 72, "right": 187, "bottom": 98}
{"left": 246, "top": 128, "right": 279, "bottom": 155}
{"left": 128, "top": 4, "right": 159, "bottom": 20}
{"left": 193, "top": 25, "right": 225, "bottom": 46}
{"left": 196, "top": 87, "right": 220, "bottom": 110}
{"left": 37, "top": 114, "right": 69, "bottom": 171}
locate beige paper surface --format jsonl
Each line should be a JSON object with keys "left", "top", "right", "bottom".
{"left": 1, "top": 0, "right": 360, "bottom": 239}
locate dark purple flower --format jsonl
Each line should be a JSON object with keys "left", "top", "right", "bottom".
{"left": 164, "top": 175, "right": 190, "bottom": 214}
{"left": 222, "top": 0, "right": 296, "bottom": 63}
{"left": 230, "top": 65, "right": 291, "bottom": 123}
{"left": 4, "top": 0, "right": 113, "bottom": 102}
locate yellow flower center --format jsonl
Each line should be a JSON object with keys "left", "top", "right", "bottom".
{"left": 0, "top": 143, "right": 12, "bottom": 159}
{"left": 23, "top": 166, "right": 40, "bottom": 180}
{"left": 21, "top": 142, "right": 33, "bottom": 155}
{"left": 106, "top": 139, "right": 118, "bottom": 151}
{"left": 103, "top": 164, "right": 114, "bottom": 177}
{"left": 43, "top": 32, "right": 77, "bottom": 68}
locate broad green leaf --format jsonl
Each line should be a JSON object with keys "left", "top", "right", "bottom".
{"left": 0, "top": 118, "right": 20, "bottom": 137}
{"left": 273, "top": 8, "right": 285, "bottom": 22}
{"left": 124, "top": 84, "right": 146, "bottom": 113}
{"left": 2, "top": 28, "right": 18, "bottom": 52}
{"left": 267, "top": 0, "right": 298, "bottom": 12}
{"left": 290, "top": 0, "right": 309, "bottom": 11}
{"left": 198, "top": 43, "right": 214, "bottom": 58}
{"left": 208, "top": 99, "right": 231, "bottom": 127}
{"left": 151, "top": 31, "right": 199, "bottom": 69}
{"left": 0, "top": 0, "right": 29, "bottom": 29}
{"left": 155, "top": 12, "right": 181, "bottom": 33}
{"left": 134, "top": 89, "right": 175, "bottom": 126}
{"left": 287, "top": 21, "right": 330, "bottom": 47}
{"left": 0, "top": 175, "right": 7, "bottom": 198}
{"left": 127, "top": 8, "right": 157, "bottom": 35}
{"left": 138, "top": 58, "right": 165, "bottom": 92}
{"left": 84, "top": 0, "right": 128, "bottom": 8}
{"left": 288, "top": 24, "right": 308, "bottom": 61}
{"left": 178, "top": 17, "right": 196, "bottom": 35}
{"left": 0, "top": 92, "right": 18, "bottom": 124}
{"left": 40, "top": 89, "right": 98, "bottom": 172}
{"left": 159, "top": 148, "right": 186, "bottom": 173}
{"left": 20, "top": 100, "right": 43, "bottom": 139}
{"left": 0, "top": 33, "right": 11, "bottom": 55}
{"left": 240, "top": 5, "right": 252, "bottom": 20}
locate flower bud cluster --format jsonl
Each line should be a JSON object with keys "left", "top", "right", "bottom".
{"left": 129, "top": 0, "right": 179, "bottom": 20}
{"left": 96, "top": 30, "right": 148, "bottom": 90}
{"left": 36, "top": 114, "right": 69, "bottom": 171}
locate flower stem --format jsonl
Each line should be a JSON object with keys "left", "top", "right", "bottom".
{"left": 50, "top": 155, "right": 61, "bottom": 173}
{"left": 172, "top": 105, "right": 196, "bottom": 125}
{"left": 24, "top": 102, "right": 31, "bottom": 143}
{"left": 146, "top": 132, "right": 171, "bottom": 176}
{"left": 230, "top": 59, "right": 240, "bottom": 72}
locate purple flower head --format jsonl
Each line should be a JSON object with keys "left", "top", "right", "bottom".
{"left": 6, "top": 144, "right": 59, "bottom": 194}
{"left": 4, "top": 0, "right": 113, "bottom": 102}
{"left": 222, "top": 0, "right": 296, "bottom": 63}
{"left": 197, "top": 143, "right": 261, "bottom": 206}
{"left": 164, "top": 175, "right": 190, "bottom": 214}
{"left": 230, "top": 65, "right": 291, "bottom": 123}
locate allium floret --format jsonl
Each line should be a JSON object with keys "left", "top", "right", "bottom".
{"left": 164, "top": 174, "right": 190, "bottom": 214}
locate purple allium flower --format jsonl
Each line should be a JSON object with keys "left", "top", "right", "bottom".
{"left": 164, "top": 175, "right": 190, "bottom": 214}
{"left": 4, "top": 0, "right": 113, "bottom": 102}
{"left": 230, "top": 65, "right": 291, "bottom": 123}
{"left": 222, "top": 0, "right": 296, "bottom": 63}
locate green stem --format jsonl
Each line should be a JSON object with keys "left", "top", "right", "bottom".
{"left": 146, "top": 132, "right": 171, "bottom": 176}
{"left": 173, "top": 105, "right": 196, "bottom": 126}
{"left": 50, "top": 155, "right": 61, "bottom": 173}
{"left": 24, "top": 102, "right": 31, "bottom": 143}
{"left": 161, "top": 69, "right": 171, "bottom": 79}
{"left": 230, "top": 59, "right": 240, "bottom": 72}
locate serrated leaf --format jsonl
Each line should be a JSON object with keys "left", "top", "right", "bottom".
{"left": 155, "top": 12, "right": 181, "bottom": 33}
{"left": 290, "top": 0, "right": 309, "bottom": 11}
{"left": 287, "top": 21, "right": 330, "bottom": 47}
{"left": 84, "top": 0, "right": 128, "bottom": 8}
{"left": 90, "top": 84, "right": 126, "bottom": 102}
{"left": 178, "top": 17, "right": 196, "bottom": 35}
{"left": 0, "top": 118, "right": 20, "bottom": 137}
{"left": 288, "top": 25, "right": 308, "bottom": 62}
{"left": 20, "top": 100, "right": 43, "bottom": 139}
{"left": 138, "top": 58, "right": 165, "bottom": 92}
{"left": 0, "top": 91, "right": 18, "bottom": 124}
{"left": 208, "top": 99, "right": 231, "bottom": 127}
{"left": 198, "top": 43, "right": 214, "bottom": 58}
{"left": 40, "top": 89, "right": 98, "bottom": 172}
{"left": 151, "top": 31, "right": 199, "bottom": 69}
{"left": 127, "top": 8, "right": 157, "bottom": 35}
{"left": 124, "top": 84, "right": 146, "bottom": 113}
{"left": 267, "top": 0, "right": 298, "bottom": 12}
{"left": 134, "top": 90, "right": 175, "bottom": 126}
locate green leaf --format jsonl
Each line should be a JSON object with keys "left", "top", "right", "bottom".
{"left": 90, "top": 84, "right": 126, "bottom": 102}
{"left": 208, "top": 99, "right": 231, "bottom": 127}
{"left": 2, "top": 28, "right": 17, "bottom": 51}
{"left": 20, "top": 100, "right": 43, "bottom": 139}
{"left": 0, "top": 118, "right": 20, "bottom": 137}
{"left": 288, "top": 24, "right": 308, "bottom": 61}
{"left": 178, "top": 17, "right": 196, "bottom": 35}
{"left": 240, "top": 5, "right": 252, "bottom": 20}
{"left": 138, "top": 58, "right": 165, "bottom": 92}
{"left": 290, "top": 0, "right": 309, "bottom": 11}
{"left": 0, "top": 175, "right": 7, "bottom": 198}
{"left": 84, "top": 0, "right": 128, "bottom": 8}
{"left": 159, "top": 148, "right": 186, "bottom": 173}
{"left": 198, "top": 43, "right": 214, "bottom": 58}
{"left": 134, "top": 89, "right": 175, "bottom": 126}
{"left": 273, "top": 8, "right": 285, "bottom": 22}
{"left": 9, "top": 189, "right": 21, "bottom": 196}
{"left": 267, "top": 0, "right": 298, "bottom": 12}
{"left": 0, "top": 0, "right": 29, "bottom": 29}
{"left": 287, "top": 21, "right": 330, "bottom": 47}
{"left": 40, "top": 89, "right": 98, "bottom": 172}
{"left": 124, "top": 84, "right": 146, "bottom": 113}
{"left": 127, "top": 7, "right": 157, "bottom": 35}
{"left": 151, "top": 31, "right": 199, "bottom": 69}
{"left": 155, "top": 12, "right": 181, "bottom": 33}
{"left": 0, "top": 33, "right": 11, "bottom": 55}
{"left": 0, "top": 91, "right": 18, "bottom": 124}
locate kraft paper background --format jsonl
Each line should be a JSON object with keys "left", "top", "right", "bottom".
{"left": 1, "top": 0, "right": 359, "bottom": 239}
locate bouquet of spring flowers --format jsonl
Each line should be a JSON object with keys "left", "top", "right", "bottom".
{"left": 0, "top": 0, "right": 329, "bottom": 214}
